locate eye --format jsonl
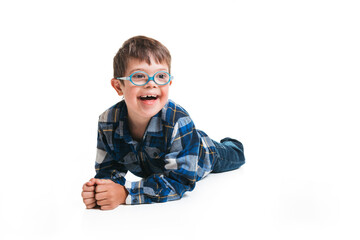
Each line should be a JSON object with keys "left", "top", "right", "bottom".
{"left": 155, "top": 72, "right": 169, "bottom": 80}
{"left": 132, "top": 73, "right": 146, "bottom": 79}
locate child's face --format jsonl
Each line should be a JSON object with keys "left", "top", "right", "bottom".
{"left": 112, "top": 56, "right": 172, "bottom": 123}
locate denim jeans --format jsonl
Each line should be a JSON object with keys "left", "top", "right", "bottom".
{"left": 211, "top": 137, "right": 245, "bottom": 173}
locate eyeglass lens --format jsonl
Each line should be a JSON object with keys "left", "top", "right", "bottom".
{"left": 131, "top": 72, "right": 170, "bottom": 85}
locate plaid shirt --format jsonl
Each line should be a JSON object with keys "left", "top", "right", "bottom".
{"left": 94, "top": 99, "right": 217, "bottom": 204}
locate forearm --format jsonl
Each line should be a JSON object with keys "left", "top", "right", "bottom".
{"left": 124, "top": 174, "right": 195, "bottom": 205}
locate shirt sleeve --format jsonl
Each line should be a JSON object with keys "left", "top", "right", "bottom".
{"left": 94, "top": 125, "right": 128, "bottom": 186}
{"left": 125, "top": 116, "right": 200, "bottom": 205}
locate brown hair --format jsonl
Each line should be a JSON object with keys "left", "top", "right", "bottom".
{"left": 113, "top": 36, "right": 171, "bottom": 83}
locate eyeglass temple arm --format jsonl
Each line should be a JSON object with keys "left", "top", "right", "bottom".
{"left": 116, "top": 77, "right": 130, "bottom": 80}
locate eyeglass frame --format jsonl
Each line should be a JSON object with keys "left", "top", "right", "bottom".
{"left": 116, "top": 71, "right": 174, "bottom": 86}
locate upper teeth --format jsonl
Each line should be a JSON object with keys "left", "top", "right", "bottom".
{"left": 141, "top": 95, "right": 157, "bottom": 98}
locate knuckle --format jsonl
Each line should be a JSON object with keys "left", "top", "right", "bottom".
{"left": 97, "top": 200, "right": 105, "bottom": 206}
{"left": 86, "top": 203, "right": 95, "bottom": 209}
{"left": 95, "top": 193, "right": 103, "bottom": 201}
{"left": 81, "top": 192, "right": 90, "bottom": 199}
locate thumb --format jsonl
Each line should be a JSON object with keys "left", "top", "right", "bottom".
{"left": 86, "top": 178, "right": 96, "bottom": 186}
{"left": 94, "top": 179, "right": 112, "bottom": 185}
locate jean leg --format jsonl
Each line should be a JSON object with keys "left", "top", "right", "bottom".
{"left": 212, "top": 137, "right": 245, "bottom": 173}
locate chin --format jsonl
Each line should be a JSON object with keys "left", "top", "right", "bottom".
{"left": 137, "top": 102, "right": 161, "bottom": 117}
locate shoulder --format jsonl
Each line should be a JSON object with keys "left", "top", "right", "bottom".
{"left": 98, "top": 100, "right": 125, "bottom": 123}
{"left": 161, "top": 99, "right": 193, "bottom": 127}
{"left": 161, "top": 99, "right": 192, "bottom": 126}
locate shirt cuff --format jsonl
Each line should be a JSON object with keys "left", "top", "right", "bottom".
{"left": 124, "top": 180, "right": 133, "bottom": 205}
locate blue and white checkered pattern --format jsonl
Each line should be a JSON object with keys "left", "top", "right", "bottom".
{"left": 94, "top": 99, "right": 217, "bottom": 204}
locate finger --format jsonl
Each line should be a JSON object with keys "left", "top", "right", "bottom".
{"left": 94, "top": 179, "right": 111, "bottom": 185}
{"left": 83, "top": 185, "right": 95, "bottom": 192}
{"left": 95, "top": 192, "right": 107, "bottom": 201}
{"left": 100, "top": 204, "right": 116, "bottom": 210}
{"left": 95, "top": 184, "right": 108, "bottom": 193}
{"left": 97, "top": 199, "right": 110, "bottom": 206}
{"left": 84, "top": 198, "right": 96, "bottom": 205}
{"left": 86, "top": 179, "right": 96, "bottom": 186}
{"left": 82, "top": 191, "right": 95, "bottom": 199}
{"left": 101, "top": 202, "right": 121, "bottom": 210}
{"left": 86, "top": 202, "right": 97, "bottom": 209}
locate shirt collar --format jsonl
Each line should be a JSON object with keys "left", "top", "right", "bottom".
{"left": 114, "top": 102, "right": 133, "bottom": 143}
{"left": 144, "top": 111, "right": 163, "bottom": 137}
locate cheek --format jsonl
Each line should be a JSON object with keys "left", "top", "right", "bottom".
{"left": 160, "top": 87, "right": 170, "bottom": 98}
{"left": 123, "top": 90, "right": 137, "bottom": 105}
{"left": 123, "top": 86, "right": 137, "bottom": 98}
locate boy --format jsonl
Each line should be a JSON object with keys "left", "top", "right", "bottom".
{"left": 81, "top": 36, "right": 245, "bottom": 209}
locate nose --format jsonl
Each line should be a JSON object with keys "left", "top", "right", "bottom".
{"left": 144, "top": 78, "right": 157, "bottom": 88}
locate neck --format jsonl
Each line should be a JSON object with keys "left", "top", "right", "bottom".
{"left": 127, "top": 113, "right": 151, "bottom": 142}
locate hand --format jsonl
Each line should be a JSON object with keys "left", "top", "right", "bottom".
{"left": 94, "top": 179, "right": 129, "bottom": 210}
{"left": 81, "top": 178, "right": 97, "bottom": 209}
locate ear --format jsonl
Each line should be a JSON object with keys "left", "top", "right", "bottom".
{"left": 111, "top": 78, "right": 124, "bottom": 96}
{"left": 169, "top": 80, "right": 172, "bottom": 86}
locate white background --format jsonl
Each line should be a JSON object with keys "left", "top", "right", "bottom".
{"left": 1, "top": 0, "right": 359, "bottom": 239}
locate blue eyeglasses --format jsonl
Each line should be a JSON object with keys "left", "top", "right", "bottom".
{"left": 116, "top": 71, "right": 174, "bottom": 86}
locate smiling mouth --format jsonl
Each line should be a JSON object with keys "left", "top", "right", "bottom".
{"left": 139, "top": 95, "right": 159, "bottom": 101}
